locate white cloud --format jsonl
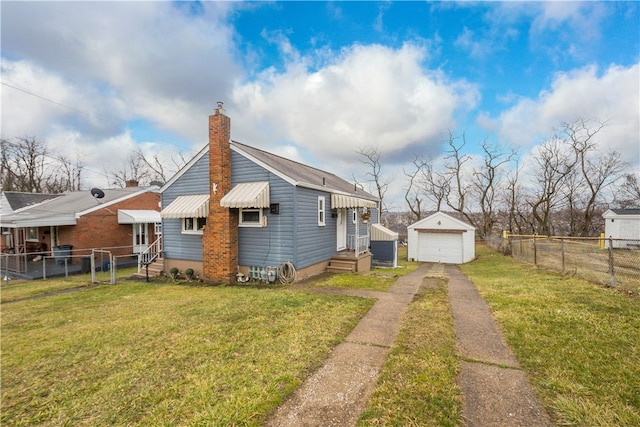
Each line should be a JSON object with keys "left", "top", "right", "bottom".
{"left": 494, "top": 63, "right": 640, "bottom": 166}
{"left": 231, "top": 42, "right": 480, "bottom": 167}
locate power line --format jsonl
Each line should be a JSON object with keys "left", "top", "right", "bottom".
{"left": 1, "top": 81, "right": 88, "bottom": 116}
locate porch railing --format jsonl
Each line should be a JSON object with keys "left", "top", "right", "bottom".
{"left": 138, "top": 237, "right": 162, "bottom": 272}
{"left": 348, "top": 234, "right": 370, "bottom": 257}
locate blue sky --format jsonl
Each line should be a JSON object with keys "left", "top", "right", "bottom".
{"left": 1, "top": 1, "right": 639, "bottom": 209}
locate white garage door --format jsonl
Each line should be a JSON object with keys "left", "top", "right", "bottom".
{"left": 418, "top": 232, "right": 462, "bottom": 263}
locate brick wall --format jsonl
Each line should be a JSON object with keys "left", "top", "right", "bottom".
{"left": 58, "top": 191, "right": 160, "bottom": 260}
{"left": 202, "top": 106, "right": 238, "bottom": 283}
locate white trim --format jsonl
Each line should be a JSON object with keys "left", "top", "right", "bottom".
{"left": 181, "top": 217, "right": 206, "bottom": 235}
{"left": 318, "top": 196, "right": 326, "bottom": 226}
{"left": 76, "top": 187, "right": 159, "bottom": 218}
{"left": 239, "top": 208, "right": 264, "bottom": 227}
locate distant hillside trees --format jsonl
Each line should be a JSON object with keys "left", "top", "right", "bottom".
{"left": 1, "top": 137, "right": 84, "bottom": 193}
{"left": 1, "top": 137, "right": 187, "bottom": 193}
{"left": 397, "top": 118, "right": 629, "bottom": 239}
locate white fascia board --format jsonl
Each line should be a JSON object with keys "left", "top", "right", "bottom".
{"left": 13, "top": 216, "right": 77, "bottom": 227}
{"left": 76, "top": 187, "right": 158, "bottom": 218}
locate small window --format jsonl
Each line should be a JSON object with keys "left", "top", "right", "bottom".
{"left": 240, "top": 208, "right": 264, "bottom": 227}
{"left": 182, "top": 217, "right": 206, "bottom": 234}
{"left": 154, "top": 222, "right": 162, "bottom": 235}
{"left": 318, "top": 196, "right": 326, "bottom": 226}
{"left": 26, "top": 227, "right": 39, "bottom": 242}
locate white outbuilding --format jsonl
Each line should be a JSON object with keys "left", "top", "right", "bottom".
{"left": 407, "top": 211, "right": 476, "bottom": 264}
{"left": 602, "top": 209, "right": 640, "bottom": 248}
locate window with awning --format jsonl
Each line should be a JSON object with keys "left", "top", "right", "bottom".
{"left": 220, "top": 182, "right": 270, "bottom": 208}
{"left": 160, "top": 194, "right": 210, "bottom": 218}
{"left": 330, "top": 193, "right": 377, "bottom": 209}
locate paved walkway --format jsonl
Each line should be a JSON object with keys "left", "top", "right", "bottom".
{"left": 446, "top": 265, "right": 553, "bottom": 427}
{"left": 267, "top": 264, "right": 432, "bottom": 426}
{"left": 267, "top": 264, "right": 553, "bottom": 426}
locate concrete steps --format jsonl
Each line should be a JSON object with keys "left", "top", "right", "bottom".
{"left": 132, "top": 257, "right": 164, "bottom": 278}
{"left": 326, "top": 258, "right": 357, "bottom": 274}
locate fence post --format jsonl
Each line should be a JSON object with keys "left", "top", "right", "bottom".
{"left": 561, "top": 238, "right": 566, "bottom": 274}
{"left": 608, "top": 237, "right": 615, "bottom": 286}
{"left": 533, "top": 235, "right": 537, "bottom": 265}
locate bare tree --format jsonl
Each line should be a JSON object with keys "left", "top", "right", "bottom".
{"left": 561, "top": 120, "right": 627, "bottom": 235}
{"left": 502, "top": 163, "right": 534, "bottom": 234}
{"left": 472, "top": 139, "right": 517, "bottom": 239}
{"left": 107, "top": 151, "right": 150, "bottom": 188}
{"left": 134, "top": 148, "right": 188, "bottom": 185}
{"left": 356, "top": 146, "right": 391, "bottom": 214}
{"left": 615, "top": 172, "right": 640, "bottom": 208}
{"left": 443, "top": 131, "right": 475, "bottom": 226}
{"left": 1, "top": 137, "right": 49, "bottom": 192}
{"left": 527, "top": 137, "right": 579, "bottom": 235}
{"left": 403, "top": 156, "right": 425, "bottom": 222}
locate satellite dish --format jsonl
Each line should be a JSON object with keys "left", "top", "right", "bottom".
{"left": 149, "top": 181, "right": 164, "bottom": 187}
{"left": 91, "top": 188, "right": 105, "bottom": 199}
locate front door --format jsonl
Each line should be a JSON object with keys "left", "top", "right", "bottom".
{"left": 336, "top": 208, "right": 347, "bottom": 251}
{"left": 133, "top": 223, "right": 149, "bottom": 253}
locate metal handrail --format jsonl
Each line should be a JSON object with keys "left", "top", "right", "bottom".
{"left": 137, "top": 237, "right": 162, "bottom": 272}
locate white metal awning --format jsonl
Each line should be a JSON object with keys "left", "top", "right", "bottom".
{"left": 160, "top": 194, "right": 209, "bottom": 218}
{"left": 371, "top": 223, "right": 399, "bottom": 241}
{"left": 118, "top": 209, "right": 161, "bottom": 224}
{"left": 330, "top": 193, "right": 377, "bottom": 209}
{"left": 220, "top": 182, "right": 270, "bottom": 208}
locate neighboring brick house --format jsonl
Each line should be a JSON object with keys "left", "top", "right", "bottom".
{"left": 159, "top": 105, "right": 380, "bottom": 284}
{"left": 0, "top": 183, "right": 161, "bottom": 268}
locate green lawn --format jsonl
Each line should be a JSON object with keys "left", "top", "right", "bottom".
{"left": 0, "top": 268, "right": 138, "bottom": 303}
{"left": 1, "top": 280, "right": 373, "bottom": 425}
{"left": 460, "top": 245, "right": 640, "bottom": 426}
{"left": 3, "top": 245, "right": 638, "bottom": 426}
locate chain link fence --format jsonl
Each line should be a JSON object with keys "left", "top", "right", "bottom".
{"left": 501, "top": 234, "right": 639, "bottom": 294}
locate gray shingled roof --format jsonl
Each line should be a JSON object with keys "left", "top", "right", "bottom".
{"left": 232, "top": 141, "right": 377, "bottom": 201}
{"left": 3, "top": 192, "right": 60, "bottom": 211}
{"left": 1, "top": 187, "right": 155, "bottom": 227}
{"left": 610, "top": 209, "right": 640, "bottom": 215}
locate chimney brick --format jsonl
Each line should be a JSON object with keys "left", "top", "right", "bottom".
{"left": 202, "top": 106, "right": 238, "bottom": 283}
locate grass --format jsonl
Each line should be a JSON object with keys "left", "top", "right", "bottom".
{"left": 1, "top": 280, "right": 374, "bottom": 425}
{"left": 302, "top": 246, "right": 421, "bottom": 293}
{"left": 358, "top": 277, "right": 462, "bottom": 426}
{"left": 0, "top": 268, "right": 138, "bottom": 303}
{"left": 460, "top": 245, "right": 640, "bottom": 426}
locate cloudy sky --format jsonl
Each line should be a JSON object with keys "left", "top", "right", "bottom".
{"left": 2, "top": 1, "right": 639, "bottom": 209}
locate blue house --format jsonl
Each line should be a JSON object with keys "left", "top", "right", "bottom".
{"left": 159, "top": 105, "right": 379, "bottom": 284}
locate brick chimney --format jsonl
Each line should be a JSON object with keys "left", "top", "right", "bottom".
{"left": 202, "top": 102, "right": 238, "bottom": 283}
{"left": 125, "top": 179, "right": 139, "bottom": 188}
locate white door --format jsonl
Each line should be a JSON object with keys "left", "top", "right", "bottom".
{"left": 133, "top": 223, "right": 149, "bottom": 253}
{"left": 336, "top": 208, "right": 347, "bottom": 251}
{"left": 418, "top": 232, "right": 462, "bottom": 263}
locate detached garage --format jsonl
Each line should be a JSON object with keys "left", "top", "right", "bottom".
{"left": 407, "top": 211, "right": 475, "bottom": 264}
